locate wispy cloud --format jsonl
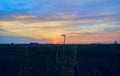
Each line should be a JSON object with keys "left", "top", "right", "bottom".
{"left": 13, "top": 15, "right": 37, "bottom": 19}
{"left": 0, "top": 28, "right": 5, "bottom": 32}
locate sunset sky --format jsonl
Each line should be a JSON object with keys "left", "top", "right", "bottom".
{"left": 0, "top": 0, "right": 120, "bottom": 44}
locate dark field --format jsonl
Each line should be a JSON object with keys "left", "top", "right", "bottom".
{"left": 0, "top": 44, "right": 120, "bottom": 76}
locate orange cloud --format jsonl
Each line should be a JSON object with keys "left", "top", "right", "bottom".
{"left": 0, "top": 13, "right": 120, "bottom": 44}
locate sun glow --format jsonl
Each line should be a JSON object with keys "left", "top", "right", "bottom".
{"left": 50, "top": 37, "right": 62, "bottom": 44}
{"left": 53, "top": 40, "right": 60, "bottom": 44}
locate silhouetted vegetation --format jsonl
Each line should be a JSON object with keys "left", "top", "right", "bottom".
{"left": 0, "top": 44, "right": 120, "bottom": 76}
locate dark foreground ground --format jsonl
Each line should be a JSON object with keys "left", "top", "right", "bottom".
{"left": 0, "top": 44, "right": 120, "bottom": 76}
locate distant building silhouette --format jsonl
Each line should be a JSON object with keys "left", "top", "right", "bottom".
{"left": 114, "top": 40, "right": 117, "bottom": 44}
{"left": 30, "top": 43, "right": 39, "bottom": 45}
{"left": 11, "top": 42, "right": 15, "bottom": 45}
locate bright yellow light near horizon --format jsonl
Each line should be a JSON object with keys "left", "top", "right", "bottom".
{"left": 52, "top": 38, "right": 62, "bottom": 44}
{"left": 43, "top": 35, "right": 64, "bottom": 44}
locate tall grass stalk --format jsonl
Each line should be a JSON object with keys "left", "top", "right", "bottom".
{"left": 60, "top": 34, "right": 66, "bottom": 76}
{"left": 18, "top": 66, "right": 22, "bottom": 76}
{"left": 25, "top": 45, "right": 30, "bottom": 76}
{"left": 46, "top": 62, "right": 49, "bottom": 76}
{"left": 71, "top": 46, "right": 78, "bottom": 76}
{"left": 61, "top": 34, "right": 66, "bottom": 61}
{"left": 93, "top": 68, "right": 97, "bottom": 76}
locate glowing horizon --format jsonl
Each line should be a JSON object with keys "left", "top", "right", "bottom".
{"left": 0, "top": 0, "right": 120, "bottom": 44}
